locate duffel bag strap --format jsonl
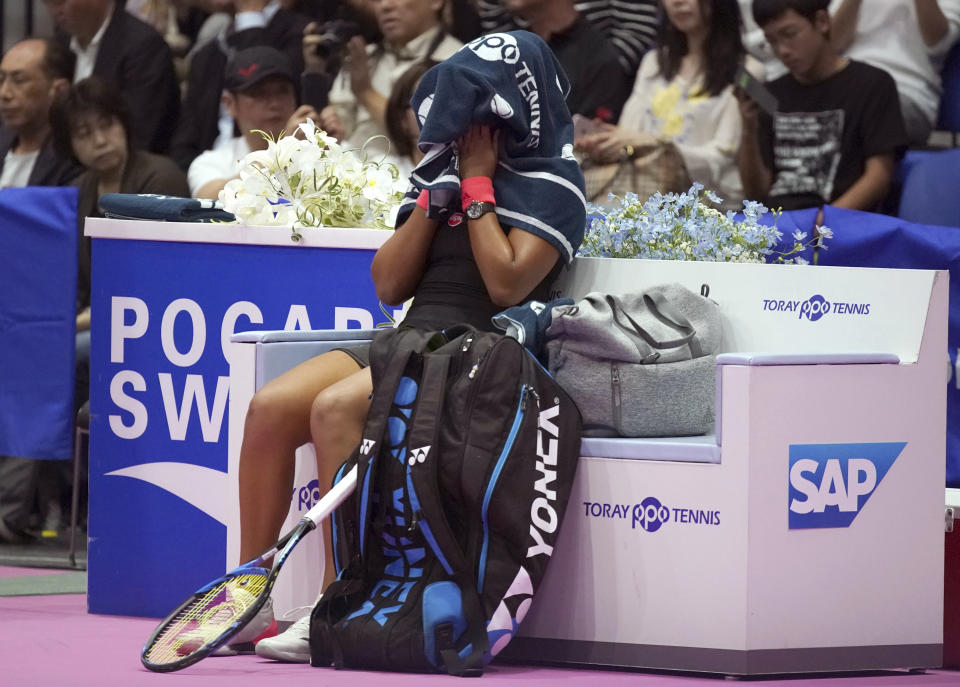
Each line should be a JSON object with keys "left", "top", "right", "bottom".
{"left": 605, "top": 294, "right": 702, "bottom": 360}
{"left": 643, "top": 291, "right": 704, "bottom": 359}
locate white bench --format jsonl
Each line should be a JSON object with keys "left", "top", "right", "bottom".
{"left": 227, "top": 258, "right": 947, "bottom": 676}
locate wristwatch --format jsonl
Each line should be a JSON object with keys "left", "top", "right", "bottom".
{"left": 465, "top": 200, "right": 496, "bottom": 220}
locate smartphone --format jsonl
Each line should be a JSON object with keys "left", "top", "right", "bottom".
{"left": 735, "top": 64, "right": 778, "bottom": 116}
{"left": 573, "top": 113, "right": 600, "bottom": 139}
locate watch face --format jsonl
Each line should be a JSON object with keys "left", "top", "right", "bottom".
{"left": 467, "top": 201, "right": 493, "bottom": 219}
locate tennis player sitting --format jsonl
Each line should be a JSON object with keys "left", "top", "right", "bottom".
{"left": 225, "top": 30, "right": 586, "bottom": 663}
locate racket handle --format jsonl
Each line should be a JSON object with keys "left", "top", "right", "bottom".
{"left": 302, "top": 465, "right": 358, "bottom": 527}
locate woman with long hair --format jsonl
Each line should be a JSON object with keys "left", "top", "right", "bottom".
{"left": 50, "top": 75, "right": 188, "bottom": 388}
{"left": 577, "top": 0, "right": 757, "bottom": 209}
{"left": 384, "top": 58, "right": 439, "bottom": 178}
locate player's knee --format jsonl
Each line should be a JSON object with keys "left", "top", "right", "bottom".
{"left": 246, "top": 383, "right": 298, "bottom": 437}
{"left": 310, "top": 388, "right": 343, "bottom": 432}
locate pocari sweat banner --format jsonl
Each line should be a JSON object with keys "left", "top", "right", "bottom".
{"left": 88, "top": 235, "right": 386, "bottom": 617}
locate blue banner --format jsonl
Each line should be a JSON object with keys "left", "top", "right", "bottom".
{"left": 88, "top": 235, "right": 384, "bottom": 617}
{"left": 0, "top": 187, "right": 77, "bottom": 460}
{"left": 817, "top": 206, "right": 960, "bottom": 487}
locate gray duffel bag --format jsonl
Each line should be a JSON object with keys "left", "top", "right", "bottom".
{"left": 545, "top": 283, "right": 721, "bottom": 437}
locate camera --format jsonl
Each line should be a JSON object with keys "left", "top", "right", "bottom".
{"left": 312, "top": 20, "right": 361, "bottom": 60}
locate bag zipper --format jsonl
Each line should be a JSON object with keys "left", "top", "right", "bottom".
{"left": 405, "top": 469, "right": 455, "bottom": 576}
{"left": 476, "top": 385, "right": 529, "bottom": 594}
{"left": 358, "top": 461, "right": 375, "bottom": 559}
{"left": 612, "top": 363, "right": 623, "bottom": 435}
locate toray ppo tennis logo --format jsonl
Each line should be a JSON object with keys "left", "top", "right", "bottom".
{"left": 582, "top": 497, "right": 720, "bottom": 533}
{"left": 788, "top": 442, "right": 906, "bottom": 529}
{"left": 633, "top": 496, "right": 670, "bottom": 532}
{"left": 799, "top": 294, "right": 830, "bottom": 321}
{"left": 762, "top": 294, "right": 871, "bottom": 321}
{"left": 294, "top": 479, "right": 321, "bottom": 512}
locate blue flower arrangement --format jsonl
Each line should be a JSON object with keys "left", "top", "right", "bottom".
{"left": 580, "top": 183, "right": 831, "bottom": 263}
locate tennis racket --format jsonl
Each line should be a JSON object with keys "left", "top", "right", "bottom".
{"left": 141, "top": 465, "right": 357, "bottom": 672}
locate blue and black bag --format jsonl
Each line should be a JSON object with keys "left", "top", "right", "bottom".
{"left": 309, "top": 325, "right": 582, "bottom": 675}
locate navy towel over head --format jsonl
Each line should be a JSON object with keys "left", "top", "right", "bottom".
{"left": 395, "top": 31, "right": 586, "bottom": 263}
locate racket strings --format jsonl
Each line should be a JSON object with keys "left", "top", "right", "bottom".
{"left": 143, "top": 573, "right": 269, "bottom": 665}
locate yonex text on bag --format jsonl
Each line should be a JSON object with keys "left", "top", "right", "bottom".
{"left": 309, "top": 326, "right": 582, "bottom": 675}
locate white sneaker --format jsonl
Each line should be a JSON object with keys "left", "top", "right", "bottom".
{"left": 212, "top": 596, "right": 276, "bottom": 656}
{"left": 255, "top": 613, "right": 312, "bottom": 663}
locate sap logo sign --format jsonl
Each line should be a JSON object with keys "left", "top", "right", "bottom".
{"left": 788, "top": 442, "right": 906, "bottom": 529}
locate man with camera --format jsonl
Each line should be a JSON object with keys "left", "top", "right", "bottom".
{"left": 317, "top": 0, "right": 462, "bottom": 154}
{"left": 187, "top": 46, "right": 319, "bottom": 199}
{"left": 169, "top": 0, "right": 310, "bottom": 171}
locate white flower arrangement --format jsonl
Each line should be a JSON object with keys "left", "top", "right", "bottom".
{"left": 219, "top": 120, "right": 408, "bottom": 241}
{"left": 581, "top": 183, "right": 832, "bottom": 264}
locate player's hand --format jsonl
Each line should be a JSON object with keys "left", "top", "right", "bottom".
{"left": 458, "top": 125, "right": 500, "bottom": 179}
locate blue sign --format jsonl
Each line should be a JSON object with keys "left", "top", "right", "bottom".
{"left": 788, "top": 442, "right": 905, "bottom": 529}
{"left": 0, "top": 187, "right": 77, "bottom": 460}
{"left": 818, "top": 206, "right": 960, "bottom": 488}
{"left": 89, "top": 235, "right": 383, "bottom": 617}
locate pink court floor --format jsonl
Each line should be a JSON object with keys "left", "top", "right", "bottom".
{"left": 2, "top": 566, "right": 959, "bottom": 687}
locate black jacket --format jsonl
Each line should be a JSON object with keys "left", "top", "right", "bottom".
{"left": 0, "top": 126, "right": 81, "bottom": 187}
{"left": 69, "top": 5, "right": 181, "bottom": 154}
{"left": 170, "top": 8, "right": 309, "bottom": 171}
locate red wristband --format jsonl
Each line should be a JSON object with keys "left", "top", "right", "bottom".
{"left": 416, "top": 189, "right": 429, "bottom": 210}
{"left": 460, "top": 176, "right": 495, "bottom": 212}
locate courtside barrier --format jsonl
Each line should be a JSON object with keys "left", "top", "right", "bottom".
{"left": 85, "top": 213, "right": 949, "bottom": 675}
{"left": 230, "top": 259, "right": 946, "bottom": 675}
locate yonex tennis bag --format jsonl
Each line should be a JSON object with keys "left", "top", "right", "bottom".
{"left": 309, "top": 325, "right": 582, "bottom": 675}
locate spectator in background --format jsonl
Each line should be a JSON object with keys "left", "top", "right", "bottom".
{"left": 125, "top": 0, "right": 196, "bottom": 56}
{"left": 170, "top": 0, "right": 310, "bottom": 171}
{"left": 738, "top": 0, "right": 908, "bottom": 212}
{"left": 0, "top": 37, "right": 82, "bottom": 544}
{"left": 577, "top": 0, "right": 754, "bottom": 210}
{"left": 501, "top": 0, "right": 632, "bottom": 122}
{"left": 184, "top": 0, "right": 236, "bottom": 58}
{"left": 740, "top": 0, "right": 787, "bottom": 79}
{"left": 383, "top": 58, "right": 437, "bottom": 177}
{"left": 40, "top": 77, "right": 189, "bottom": 538}
{"left": 188, "top": 46, "right": 317, "bottom": 198}
{"left": 51, "top": 76, "right": 189, "bottom": 334}
{"left": 44, "top": 0, "right": 180, "bottom": 154}
{"left": 830, "top": 0, "right": 960, "bottom": 146}
{"left": 0, "top": 38, "right": 80, "bottom": 188}
{"left": 319, "top": 0, "right": 461, "bottom": 155}
{"left": 477, "top": 0, "right": 658, "bottom": 79}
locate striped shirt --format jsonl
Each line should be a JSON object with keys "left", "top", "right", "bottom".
{"left": 476, "top": 0, "right": 659, "bottom": 76}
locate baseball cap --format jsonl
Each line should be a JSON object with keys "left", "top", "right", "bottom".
{"left": 224, "top": 46, "right": 296, "bottom": 93}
